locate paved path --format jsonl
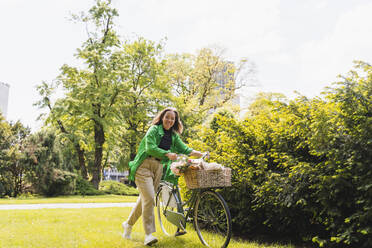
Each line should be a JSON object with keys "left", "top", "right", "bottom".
{"left": 0, "top": 202, "right": 136, "bottom": 210}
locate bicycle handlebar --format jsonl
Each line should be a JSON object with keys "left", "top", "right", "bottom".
{"left": 201, "top": 151, "right": 210, "bottom": 160}
{"left": 176, "top": 151, "right": 209, "bottom": 162}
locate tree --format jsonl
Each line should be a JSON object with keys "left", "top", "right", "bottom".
{"left": 36, "top": 1, "right": 170, "bottom": 189}
{"left": 112, "top": 38, "right": 170, "bottom": 165}
{"left": 0, "top": 117, "right": 31, "bottom": 197}
{"left": 61, "top": 0, "right": 123, "bottom": 189}
{"left": 35, "top": 82, "right": 88, "bottom": 179}
{"left": 36, "top": 0, "right": 124, "bottom": 189}
{"left": 166, "top": 47, "right": 255, "bottom": 139}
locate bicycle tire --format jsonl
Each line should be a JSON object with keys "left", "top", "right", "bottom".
{"left": 156, "top": 184, "right": 179, "bottom": 236}
{"left": 193, "top": 190, "right": 232, "bottom": 248}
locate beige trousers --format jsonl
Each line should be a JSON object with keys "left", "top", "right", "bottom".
{"left": 126, "top": 157, "right": 163, "bottom": 235}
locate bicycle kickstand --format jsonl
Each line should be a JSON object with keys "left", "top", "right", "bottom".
{"left": 175, "top": 222, "right": 187, "bottom": 237}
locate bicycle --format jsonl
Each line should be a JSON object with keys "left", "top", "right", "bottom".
{"left": 155, "top": 153, "right": 232, "bottom": 248}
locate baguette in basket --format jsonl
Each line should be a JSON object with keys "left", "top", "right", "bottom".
{"left": 170, "top": 156, "right": 223, "bottom": 176}
{"left": 203, "top": 162, "right": 223, "bottom": 170}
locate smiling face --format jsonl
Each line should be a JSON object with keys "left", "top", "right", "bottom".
{"left": 162, "top": 110, "right": 176, "bottom": 130}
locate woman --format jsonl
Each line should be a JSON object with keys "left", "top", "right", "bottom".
{"left": 122, "top": 107, "right": 203, "bottom": 246}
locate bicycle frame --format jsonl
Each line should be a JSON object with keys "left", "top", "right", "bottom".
{"left": 156, "top": 180, "right": 200, "bottom": 231}
{"left": 156, "top": 152, "right": 232, "bottom": 248}
{"left": 157, "top": 151, "right": 210, "bottom": 225}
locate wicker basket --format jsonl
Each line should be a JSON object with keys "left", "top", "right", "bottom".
{"left": 183, "top": 168, "right": 231, "bottom": 189}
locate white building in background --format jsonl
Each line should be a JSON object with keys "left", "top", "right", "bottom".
{"left": 0, "top": 82, "right": 10, "bottom": 118}
{"left": 103, "top": 167, "right": 129, "bottom": 183}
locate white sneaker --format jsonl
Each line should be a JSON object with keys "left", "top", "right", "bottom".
{"left": 144, "top": 234, "right": 158, "bottom": 246}
{"left": 122, "top": 221, "right": 132, "bottom": 239}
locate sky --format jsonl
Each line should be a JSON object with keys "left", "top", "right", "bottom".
{"left": 1, "top": 0, "right": 372, "bottom": 131}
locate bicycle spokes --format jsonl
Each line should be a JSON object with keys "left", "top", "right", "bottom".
{"left": 194, "top": 191, "right": 232, "bottom": 248}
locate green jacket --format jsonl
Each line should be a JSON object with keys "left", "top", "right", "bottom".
{"left": 128, "top": 124, "right": 193, "bottom": 185}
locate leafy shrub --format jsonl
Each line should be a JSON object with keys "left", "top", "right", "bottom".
{"left": 17, "top": 192, "right": 37, "bottom": 199}
{"left": 99, "top": 180, "right": 139, "bottom": 196}
{"left": 37, "top": 168, "right": 77, "bottom": 196}
{"left": 188, "top": 65, "right": 372, "bottom": 248}
{"left": 75, "top": 177, "right": 104, "bottom": 196}
{"left": 24, "top": 130, "right": 80, "bottom": 197}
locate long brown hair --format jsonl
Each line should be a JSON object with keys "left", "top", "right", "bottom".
{"left": 152, "top": 108, "right": 184, "bottom": 134}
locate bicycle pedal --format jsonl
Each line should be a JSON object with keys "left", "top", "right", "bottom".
{"left": 175, "top": 230, "right": 187, "bottom": 237}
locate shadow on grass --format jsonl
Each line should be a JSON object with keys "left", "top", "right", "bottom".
{"left": 231, "top": 233, "right": 315, "bottom": 248}
{"left": 127, "top": 235, "right": 203, "bottom": 248}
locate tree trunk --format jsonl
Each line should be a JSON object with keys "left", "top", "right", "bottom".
{"left": 16, "top": 174, "right": 23, "bottom": 197}
{"left": 75, "top": 144, "right": 88, "bottom": 180}
{"left": 11, "top": 162, "right": 22, "bottom": 197}
{"left": 91, "top": 122, "right": 105, "bottom": 189}
{"left": 56, "top": 118, "right": 88, "bottom": 180}
{"left": 13, "top": 172, "right": 19, "bottom": 197}
{"left": 128, "top": 128, "right": 138, "bottom": 160}
{"left": 129, "top": 141, "right": 137, "bottom": 161}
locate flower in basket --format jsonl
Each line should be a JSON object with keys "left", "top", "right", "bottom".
{"left": 170, "top": 155, "right": 191, "bottom": 176}
{"left": 170, "top": 161, "right": 186, "bottom": 176}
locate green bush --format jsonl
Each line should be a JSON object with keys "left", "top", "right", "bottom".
{"left": 99, "top": 180, "right": 139, "bottom": 196}
{"left": 188, "top": 64, "right": 372, "bottom": 248}
{"left": 75, "top": 177, "right": 104, "bottom": 196}
{"left": 38, "top": 168, "right": 78, "bottom": 196}
{"left": 24, "top": 130, "right": 80, "bottom": 197}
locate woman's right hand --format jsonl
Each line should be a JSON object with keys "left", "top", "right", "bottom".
{"left": 166, "top": 152, "right": 178, "bottom": 161}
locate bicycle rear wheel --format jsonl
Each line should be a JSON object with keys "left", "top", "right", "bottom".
{"left": 156, "top": 184, "right": 179, "bottom": 236}
{"left": 193, "top": 190, "right": 232, "bottom": 248}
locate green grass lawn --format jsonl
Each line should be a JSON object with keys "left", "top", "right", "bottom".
{"left": 0, "top": 207, "right": 294, "bottom": 248}
{"left": 0, "top": 194, "right": 138, "bottom": 205}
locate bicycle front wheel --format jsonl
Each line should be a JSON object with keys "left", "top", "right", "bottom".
{"left": 193, "top": 190, "right": 232, "bottom": 248}
{"left": 156, "top": 185, "right": 179, "bottom": 236}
